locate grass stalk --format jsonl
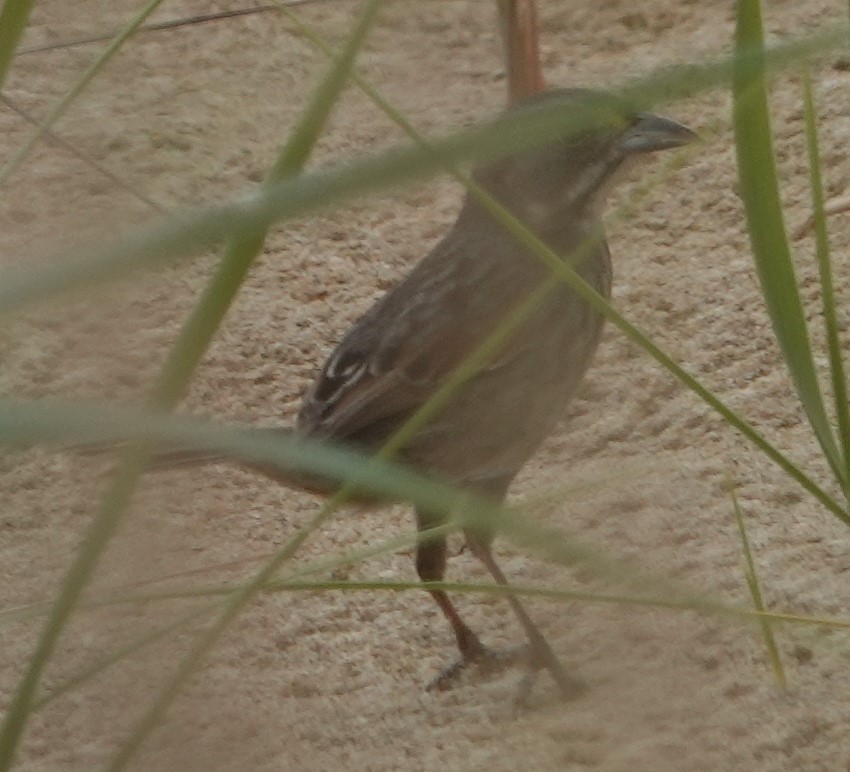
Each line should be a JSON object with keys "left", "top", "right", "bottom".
{"left": 733, "top": 0, "right": 846, "bottom": 493}
{"left": 103, "top": 2, "right": 387, "bottom": 766}
{"left": 0, "top": 0, "right": 34, "bottom": 90}
{"left": 729, "top": 477, "right": 787, "bottom": 689}
{"left": 801, "top": 68, "right": 850, "bottom": 492}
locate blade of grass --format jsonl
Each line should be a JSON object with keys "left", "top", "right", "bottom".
{"left": 38, "top": 573, "right": 850, "bottom": 636}
{"left": 1, "top": 25, "right": 845, "bottom": 314}
{"left": 287, "top": 3, "right": 850, "bottom": 529}
{"left": 122, "top": 223, "right": 671, "bottom": 762}
{"left": 0, "top": 395, "right": 833, "bottom": 636}
{"left": 728, "top": 475, "right": 786, "bottom": 689}
{"left": 0, "top": 456, "right": 655, "bottom": 629}
{"left": 733, "top": 0, "right": 846, "bottom": 492}
{"left": 103, "top": 3, "right": 389, "bottom": 766}
{"left": 0, "top": 397, "right": 477, "bottom": 512}
{"left": 0, "top": 1, "right": 385, "bottom": 766}
{"left": 263, "top": 580, "right": 850, "bottom": 634}
{"left": 0, "top": 87, "right": 658, "bottom": 313}
{"left": 801, "top": 67, "right": 850, "bottom": 487}
{"left": 23, "top": 575, "right": 850, "bottom": 714}
{"left": 0, "top": 0, "right": 34, "bottom": 90}
{"left": 0, "top": 459, "right": 653, "bottom": 631}
{"left": 0, "top": 0, "right": 166, "bottom": 186}
{"left": 147, "top": 0, "right": 384, "bottom": 409}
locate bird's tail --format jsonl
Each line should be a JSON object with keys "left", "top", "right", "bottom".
{"left": 73, "top": 428, "right": 341, "bottom": 497}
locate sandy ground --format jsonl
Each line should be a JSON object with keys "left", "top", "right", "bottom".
{"left": 3, "top": 0, "right": 850, "bottom": 769}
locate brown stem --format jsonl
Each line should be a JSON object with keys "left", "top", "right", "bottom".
{"left": 498, "top": 0, "right": 547, "bottom": 104}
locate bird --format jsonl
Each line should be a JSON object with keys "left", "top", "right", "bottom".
{"left": 122, "top": 88, "right": 695, "bottom": 700}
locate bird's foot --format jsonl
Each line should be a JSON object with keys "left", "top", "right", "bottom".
{"left": 513, "top": 638, "right": 586, "bottom": 709}
{"left": 427, "top": 641, "right": 525, "bottom": 692}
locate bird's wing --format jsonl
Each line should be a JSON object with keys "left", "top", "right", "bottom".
{"left": 297, "top": 232, "right": 545, "bottom": 445}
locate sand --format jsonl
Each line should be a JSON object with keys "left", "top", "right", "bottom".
{"left": 3, "top": 1, "right": 850, "bottom": 769}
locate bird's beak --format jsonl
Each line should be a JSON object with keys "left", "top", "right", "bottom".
{"left": 620, "top": 112, "right": 697, "bottom": 154}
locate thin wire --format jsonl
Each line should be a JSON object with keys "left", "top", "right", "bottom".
{"left": 16, "top": 1, "right": 349, "bottom": 56}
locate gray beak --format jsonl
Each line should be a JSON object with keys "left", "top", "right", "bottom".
{"left": 620, "top": 112, "right": 697, "bottom": 154}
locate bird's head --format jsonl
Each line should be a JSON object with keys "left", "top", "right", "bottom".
{"left": 467, "top": 88, "right": 695, "bottom": 235}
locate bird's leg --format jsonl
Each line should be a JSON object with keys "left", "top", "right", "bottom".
{"left": 464, "top": 531, "right": 585, "bottom": 703}
{"left": 417, "top": 538, "right": 486, "bottom": 663}
{"left": 415, "top": 508, "right": 521, "bottom": 690}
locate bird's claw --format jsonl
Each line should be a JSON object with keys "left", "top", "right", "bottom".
{"left": 511, "top": 650, "right": 585, "bottom": 711}
{"left": 426, "top": 643, "right": 526, "bottom": 691}
{"left": 427, "top": 638, "right": 586, "bottom": 706}
{"left": 523, "top": 637, "right": 586, "bottom": 703}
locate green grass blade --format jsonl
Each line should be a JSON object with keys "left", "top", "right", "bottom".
{"left": 0, "top": 0, "right": 166, "bottom": 186}
{"left": 104, "top": 3, "right": 387, "bottom": 767}
{"left": 733, "top": 0, "right": 846, "bottom": 491}
{"left": 0, "top": 394, "right": 840, "bottom": 622}
{"left": 0, "top": 1, "right": 384, "bottom": 766}
{"left": 20, "top": 574, "right": 850, "bottom": 714}
{"left": 729, "top": 476, "right": 786, "bottom": 689}
{"left": 801, "top": 68, "right": 850, "bottom": 488}
{"left": 3, "top": 390, "right": 847, "bottom": 711}
{"left": 0, "top": 89, "right": 661, "bottom": 313}
{"left": 0, "top": 100, "right": 649, "bottom": 312}
{"left": 0, "top": 0, "right": 34, "bottom": 91}
{"left": 262, "top": 581, "right": 850, "bottom": 633}
{"left": 0, "top": 398, "right": 472, "bottom": 511}
{"left": 1, "top": 27, "right": 846, "bottom": 314}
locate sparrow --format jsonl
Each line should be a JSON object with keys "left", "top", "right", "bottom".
{"left": 139, "top": 87, "right": 695, "bottom": 699}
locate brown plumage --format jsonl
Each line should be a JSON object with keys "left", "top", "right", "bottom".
{"left": 145, "top": 88, "right": 695, "bottom": 699}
